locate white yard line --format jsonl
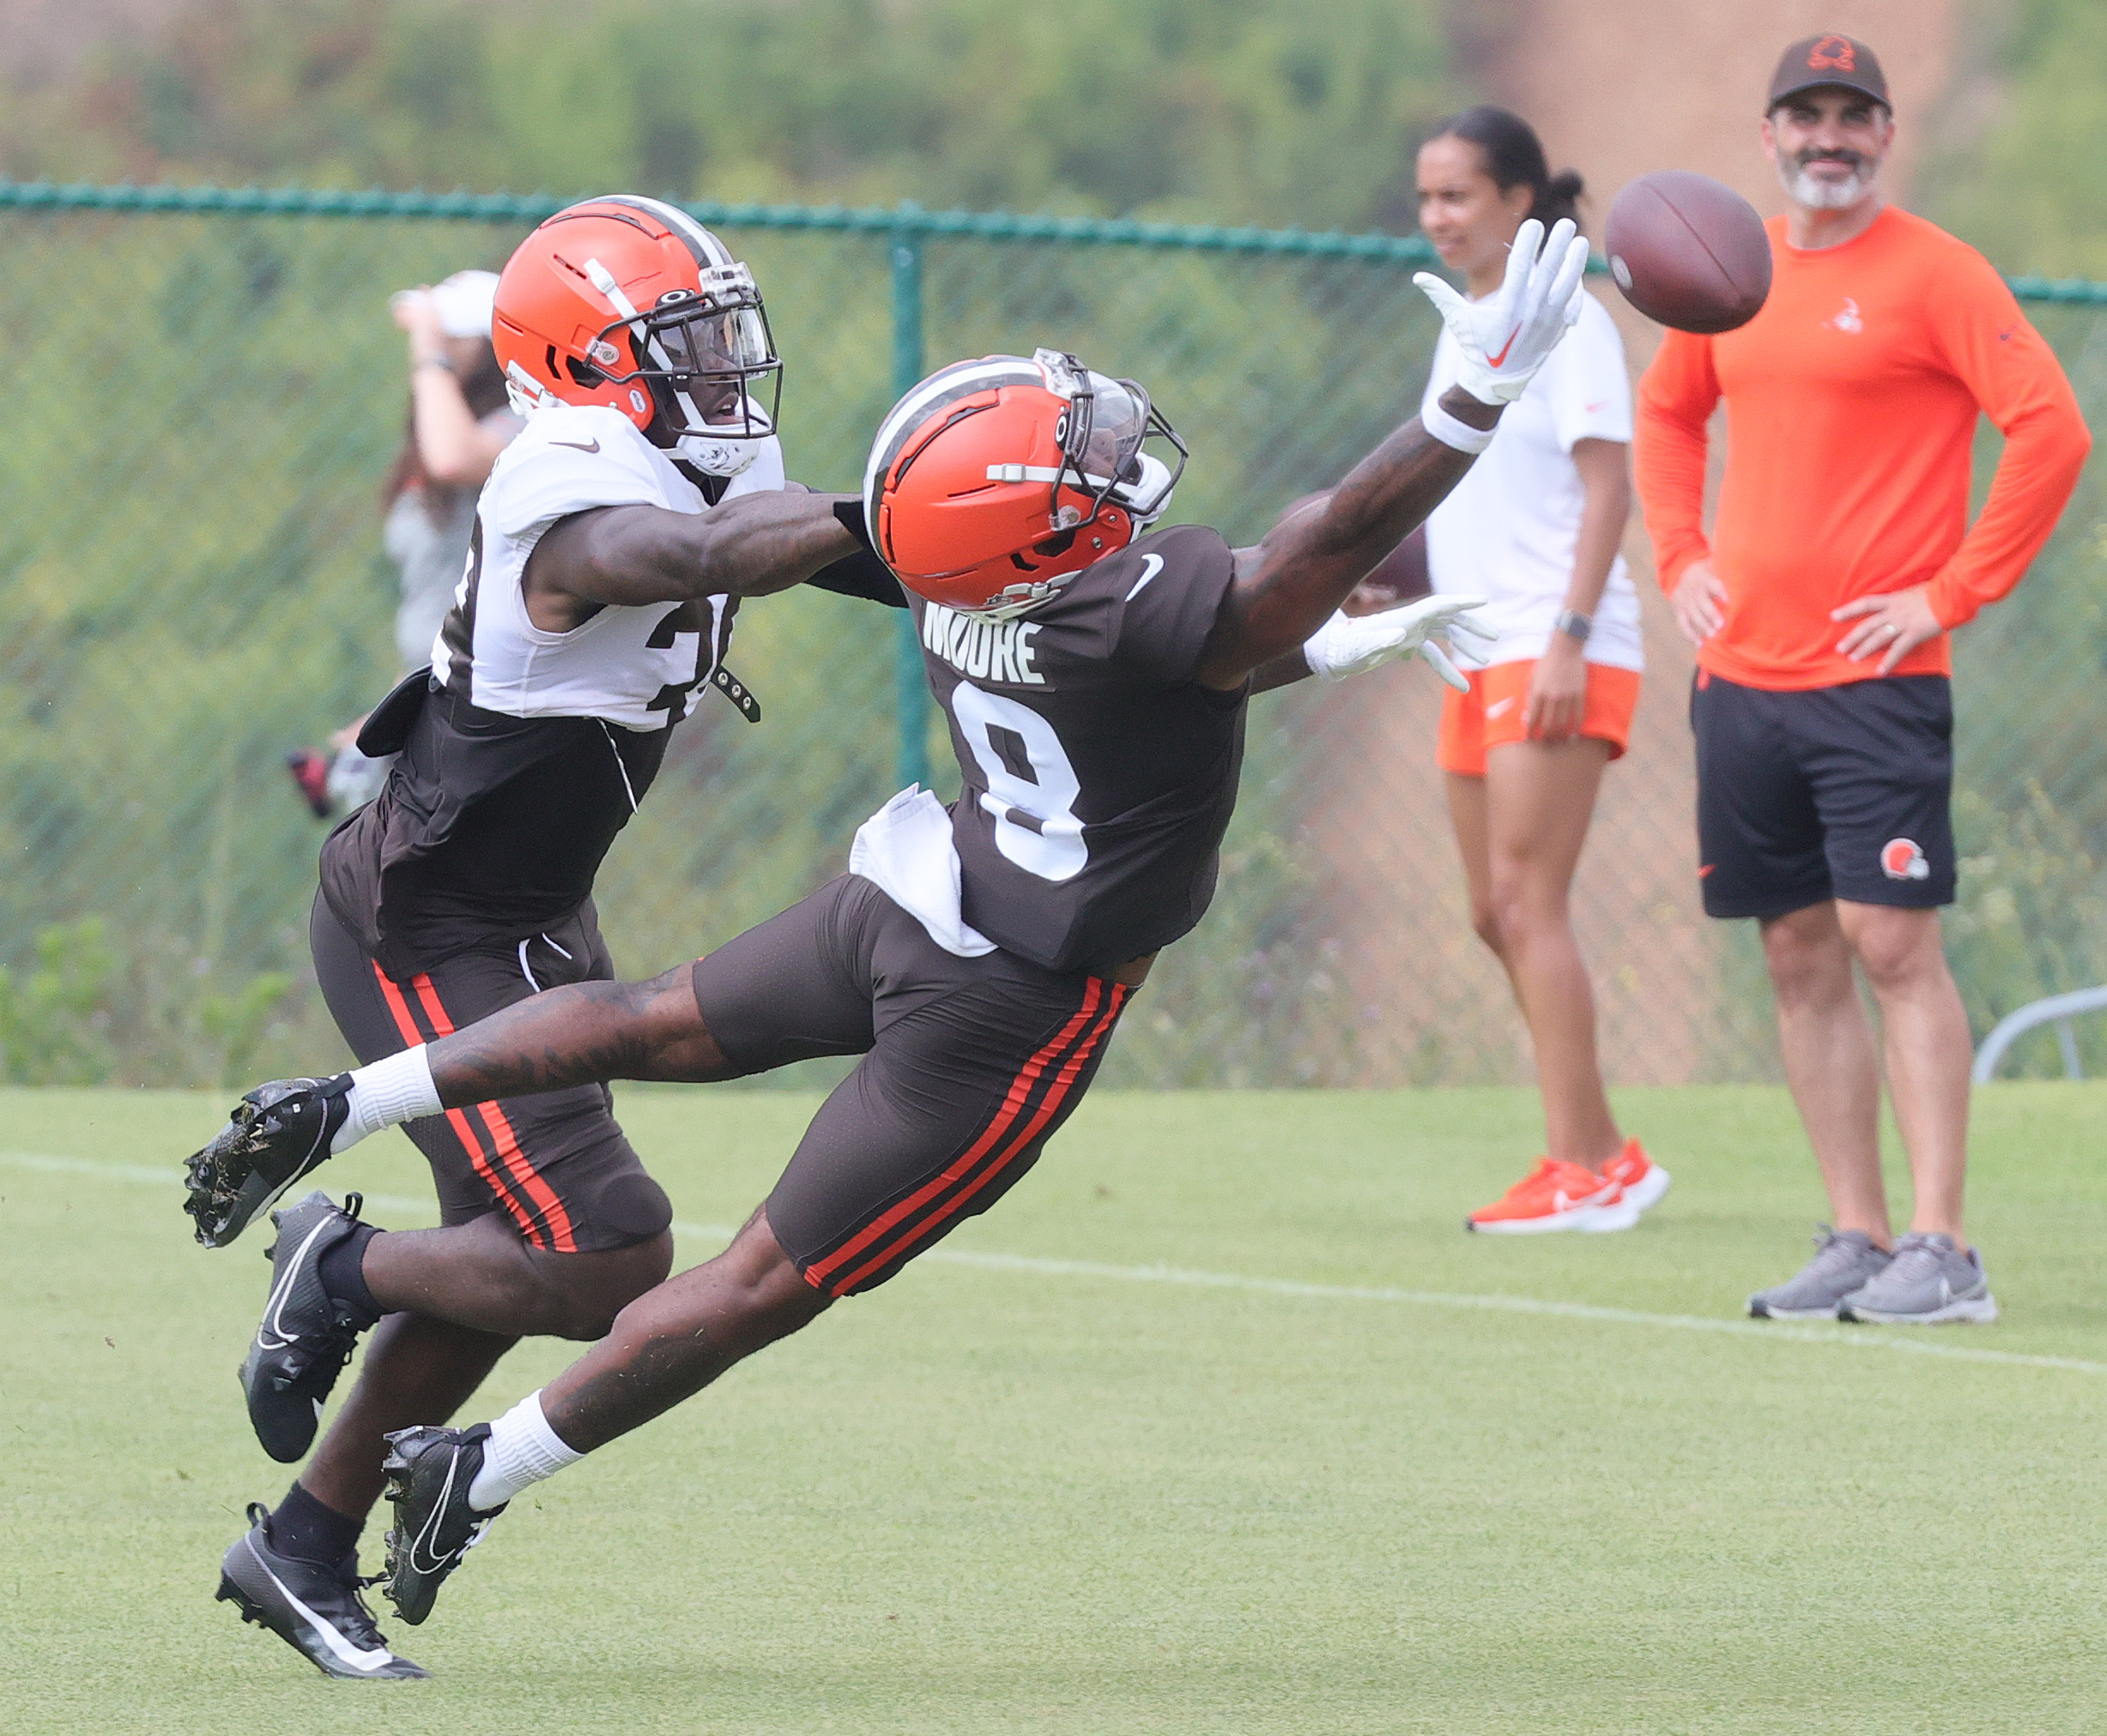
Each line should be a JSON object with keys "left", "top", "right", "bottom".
{"left": 9, "top": 1148, "right": 2101, "bottom": 1376}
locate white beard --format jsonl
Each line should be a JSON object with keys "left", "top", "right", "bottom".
{"left": 1783, "top": 157, "right": 1881, "bottom": 211}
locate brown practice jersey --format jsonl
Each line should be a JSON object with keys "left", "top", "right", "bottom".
{"left": 913, "top": 523, "right": 1248, "bottom": 974}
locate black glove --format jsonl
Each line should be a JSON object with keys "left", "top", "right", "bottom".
{"left": 833, "top": 495, "right": 874, "bottom": 552}
{"left": 809, "top": 497, "right": 905, "bottom": 608}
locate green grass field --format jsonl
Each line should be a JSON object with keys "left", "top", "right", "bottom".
{"left": 4, "top": 1082, "right": 2105, "bottom": 1733}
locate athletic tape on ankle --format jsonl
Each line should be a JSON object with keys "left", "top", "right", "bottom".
{"left": 1421, "top": 398, "right": 1496, "bottom": 455}
{"left": 471, "top": 1390, "right": 584, "bottom": 1510}
{"left": 337, "top": 1046, "right": 441, "bottom": 1152}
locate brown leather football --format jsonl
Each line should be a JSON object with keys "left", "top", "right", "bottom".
{"left": 1603, "top": 172, "right": 1772, "bottom": 334}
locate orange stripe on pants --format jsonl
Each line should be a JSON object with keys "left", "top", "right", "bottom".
{"left": 830, "top": 983, "right": 1126, "bottom": 1294}
{"left": 404, "top": 973, "right": 578, "bottom": 1255}
{"left": 369, "top": 961, "right": 545, "bottom": 1248}
{"left": 812, "top": 980, "right": 1128, "bottom": 1296}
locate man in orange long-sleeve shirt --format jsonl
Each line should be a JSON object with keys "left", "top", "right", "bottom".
{"left": 1634, "top": 35, "right": 2089, "bottom": 1324}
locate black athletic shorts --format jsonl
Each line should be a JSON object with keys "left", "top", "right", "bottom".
{"left": 309, "top": 892, "right": 672, "bottom": 1253}
{"left": 691, "top": 875, "right": 1134, "bottom": 1297}
{"left": 1690, "top": 670, "right": 1955, "bottom": 920}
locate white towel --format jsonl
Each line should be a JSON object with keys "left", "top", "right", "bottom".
{"left": 847, "top": 786, "right": 997, "bottom": 959}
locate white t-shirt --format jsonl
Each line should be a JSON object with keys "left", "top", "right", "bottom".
{"left": 384, "top": 407, "right": 524, "bottom": 672}
{"left": 1420, "top": 291, "right": 1642, "bottom": 672}
{"left": 432, "top": 404, "right": 785, "bottom": 730}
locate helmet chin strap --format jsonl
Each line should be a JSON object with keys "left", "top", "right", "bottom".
{"left": 669, "top": 390, "right": 774, "bottom": 476}
{"left": 673, "top": 433, "right": 760, "bottom": 477}
{"left": 505, "top": 360, "right": 562, "bottom": 418}
{"left": 1114, "top": 452, "right": 1177, "bottom": 528}
{"left": 972, "top": 581, "right": 1065, "bottom": 623}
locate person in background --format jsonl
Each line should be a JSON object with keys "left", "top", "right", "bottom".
{"left": 1636, "top": 37, "right": 2089, "bottom": 1322}
{"left": 1414, "top": 106, "right": 1668, "bottom": 1234}
{"left": 287, "top": 269, "right": 522, "bottom": 815}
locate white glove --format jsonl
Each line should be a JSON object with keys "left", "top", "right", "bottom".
{"left": 1412, "top": 218, "right": 1591, "bottom": 405}
{"left": 1302, "top": 595, "right": 1498, "bottom": 691}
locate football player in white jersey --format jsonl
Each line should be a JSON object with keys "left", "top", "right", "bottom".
{"left": 188, "top": 218, "right": 1591, "bottom": 1648}
{"left": 184, "top": 196, "right": 903, "bottom": 1679}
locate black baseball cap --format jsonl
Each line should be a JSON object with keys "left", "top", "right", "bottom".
{"left": 1766, "top": 33, "right": 1890, "bottom": 112}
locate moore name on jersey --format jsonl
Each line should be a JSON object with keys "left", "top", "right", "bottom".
{"left": 918, "top": 604, "right": 1049, "bottom": 687}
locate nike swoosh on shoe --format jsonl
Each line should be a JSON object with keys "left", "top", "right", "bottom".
{"left": 255, "top": 1216, "right": 339, "bottom": 1352}
{"left": 247, "top": 1543, "right": 397, "bottom": 1675}
{"left": 409, "top": 1454, "right": 466, "bottom": 1576}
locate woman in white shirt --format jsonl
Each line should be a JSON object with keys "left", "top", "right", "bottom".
{"left": 288, "top": 271, "right": 523, "bottom": 816}
{"left": 1415, "top": 107, "right": 1669, "bottom": 1233}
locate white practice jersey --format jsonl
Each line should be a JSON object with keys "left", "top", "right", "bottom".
{"left": 1420, "top": 290, "right": 1642, "bottom": 673}
{"left": 433, "top": 403, "right": 786, "bottom": 729}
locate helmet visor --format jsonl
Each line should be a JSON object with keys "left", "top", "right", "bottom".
{"left": 599, "top": 291, "right": 782, "bottom": 441}
{"left": 646, "top": 304, "right": 773, "bottom": 376}
{"left": 1063, "top": 367, "right": 1184, "bottom": 522}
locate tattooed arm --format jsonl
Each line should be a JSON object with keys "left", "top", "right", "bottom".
{"left": 523, "top": 491, "right": 863, "bottom": 632}
{"left": 426, "top": 967, "right": 735, "bottom": 1104}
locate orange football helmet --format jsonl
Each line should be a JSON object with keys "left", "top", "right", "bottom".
{"left": 492, "top": 195, "right": 780, "bottom": 476}
{"left": 863, "top": 349, "right": 1186, "bottom": 617}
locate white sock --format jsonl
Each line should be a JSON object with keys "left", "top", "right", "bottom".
{"left": 469, "top": 1390, "right": 584, "bottom": 1511}
{"left": 331, "top": 1045, "right": 442, "bottom": 1152}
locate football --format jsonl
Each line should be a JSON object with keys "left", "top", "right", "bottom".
{"left": 1603, "top": 171, "right": 1772, "bottom": 334}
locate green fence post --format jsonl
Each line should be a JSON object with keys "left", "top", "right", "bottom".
{"left": 888, "top": 204, "right": 934, "bottom": 791}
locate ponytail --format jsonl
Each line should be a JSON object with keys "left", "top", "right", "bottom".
{"left": 1426, "top": 105, "right": 1586, "bottom": 235}
{"left": 1537, "top": 167, "right": 1585, "bottom": 230}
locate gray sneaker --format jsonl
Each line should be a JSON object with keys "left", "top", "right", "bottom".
{"left": 1838, "top": 1232, "right": 1998, "bottom": 1325}
{"left": 1747, "top": 1226, "right": 1892, "bottom": 1320}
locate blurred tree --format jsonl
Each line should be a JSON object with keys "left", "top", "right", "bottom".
{"left": 1922, "top": 0, "right": 2107, "bottom": 277}
{"left": 0, "top": 0, "right": 1452, "bottom": 233}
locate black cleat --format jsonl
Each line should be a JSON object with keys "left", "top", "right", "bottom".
{"left": 240, "top": 1190, "right": 373, "bottom": 1463}
{"left": 381, "top": 1424, "right": 507, "bottom": 1625}
{"left": 218, "top": 1503, "right": 428, "bottom": 1679}
{"left": 185, "top": 1074, "right": 354, "bottom": 1249}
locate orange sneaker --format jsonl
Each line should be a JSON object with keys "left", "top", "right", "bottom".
{"left": 1603, "top": 1139, "right": 1670, "bottom": 1213}
{"left": 1466, "top": 1157, "right": 1639, "bottom": 1235}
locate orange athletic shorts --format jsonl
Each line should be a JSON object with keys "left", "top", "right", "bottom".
{"left": 1437, "top": 658, "right": 1642, "bottom": 777}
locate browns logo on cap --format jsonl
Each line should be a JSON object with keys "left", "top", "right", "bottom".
{"left": 1766, "top": 33, "right": 1890, "bottom": 112}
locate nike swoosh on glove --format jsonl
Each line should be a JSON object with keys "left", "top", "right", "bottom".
{"left": 1303, "top": 594, "right": 1498, "bottom": 690}
{"left": 1412, "top": 218, "right": 1591, "bottom": 405}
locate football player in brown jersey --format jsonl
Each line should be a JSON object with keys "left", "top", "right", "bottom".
{"left": 197, "top": 218, "right": 1590, "bottom": 1636}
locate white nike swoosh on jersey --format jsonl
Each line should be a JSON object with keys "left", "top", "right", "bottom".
{"left": 1124, "top": 554, "right": 1166, "bottom": 601}
{"left": 1485, "top": 697, "right": 1516, "bottom": 719}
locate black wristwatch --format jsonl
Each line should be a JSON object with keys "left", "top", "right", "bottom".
{"left": 1554, "top": 608, "right": 1593, "bottom": 644}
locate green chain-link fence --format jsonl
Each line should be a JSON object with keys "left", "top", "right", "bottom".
{"left": 3, "top": 182, "right": 2104, "bottom": 1090}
